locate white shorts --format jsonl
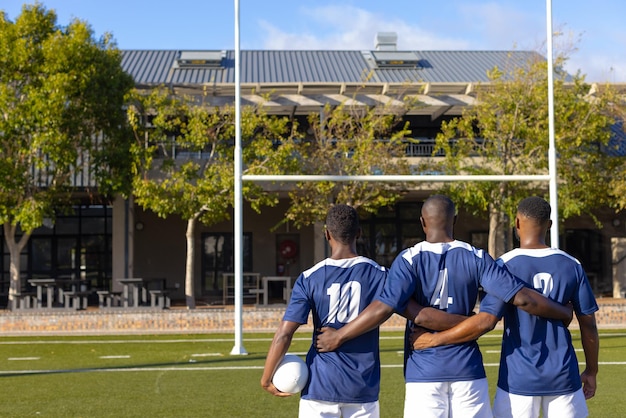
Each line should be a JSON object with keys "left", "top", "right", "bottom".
{"left": 299, "top": 399, "right": 380, "bottom": 418}
{"left": 403, "top": 378, "right": 492, "bottom": 418}
{"left": 493, "top": 387, "right": 588, "bottom": 418}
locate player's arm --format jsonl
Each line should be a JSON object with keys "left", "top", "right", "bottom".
{"left": 577, "top": 312, "right": 599, "bottom": 399}
{"left": 316, "top": 300, "right": 393, "bottom": 352}
{"left": 410, "top": 312, "right": 499, "bottom": 349}
{"left": 261, "top": 320, "right": 301, "bottom": 397}
{"left": 509, "top": 287, "right": 573, "bottom": 323}
{"left": 402, "top": 298, "right": 468, "bottom": 331}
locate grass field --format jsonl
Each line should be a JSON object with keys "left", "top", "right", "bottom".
{"left": 0, "top": 330, "right": 623, "bottom": 417}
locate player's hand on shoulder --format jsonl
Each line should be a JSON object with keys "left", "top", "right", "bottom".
{"left": 316, "top": 327, "right": 341, "bottom": 352}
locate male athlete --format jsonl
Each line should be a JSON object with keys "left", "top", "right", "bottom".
{"left": 316, "top": 195, "right": 572, "bottom": 418}
{"left": 411, "top": 196, "right": 599, "bottom": 418}
{"left": 261, "top": 204, "right": 388, "bottom": 417}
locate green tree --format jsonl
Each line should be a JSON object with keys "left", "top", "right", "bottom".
{"left": 427, "top": 54, "right": 617, "bottom": 256}
{"left": 285, "top": 101, "right": 412, "bottom": 226}
{"left": 606, "top": 93, "right": 626, "bottom": 211}
{"left": 127, "top": 87, "right": 298, "bottom": 309}
{"left": 0, "top": 3, "right": 134, "bottom": 306}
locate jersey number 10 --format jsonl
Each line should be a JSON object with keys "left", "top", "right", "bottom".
{"left": 326, "top": 281, "right": 362, "bottom": 324}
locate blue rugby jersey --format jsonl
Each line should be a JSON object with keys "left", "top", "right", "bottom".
{"left": 378, "top": 240, "right": 524, "bottom": 382}
{"left": 487, "top": 247, "right": 599, "bottom": 396}
{"left": 283, "top": 256, "right": 387, "bottom": 403}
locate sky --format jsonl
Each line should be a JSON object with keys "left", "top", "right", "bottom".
{"left": 3, "top": 0, "right": 626, "bottom": 83}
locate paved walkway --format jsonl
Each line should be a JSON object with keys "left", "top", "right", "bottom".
{"left": 0, "top": 298, "right": 624, "bottom": 335}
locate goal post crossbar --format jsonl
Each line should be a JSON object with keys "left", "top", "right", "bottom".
{"left": 242, "top": 174, "right": 551, "bottom": 182}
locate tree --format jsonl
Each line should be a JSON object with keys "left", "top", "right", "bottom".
{"left": 427, "top": 54, "right": 617, "bottom": 257}
{"left": 606, "top": 92, "right": 626, "bottom": 211}
{"left": 285, "top": 101, "right": 412, "bottom": 227}
{"left": 127, "top": 87, "right": 298, "bottom": 309}
{"left": 0, "top": 4, "right": 135, "bottom": 307}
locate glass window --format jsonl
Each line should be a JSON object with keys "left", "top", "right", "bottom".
{"left": 81, "top": 217, "right": 106, "bottom": 234}
{"left": 31, "top": 237, "right": 53, "bottom": 273}
{"left": 56, "top": 238, "right": 78, "bottom": 274}
{"left": 201, "top": 233, "right": 252, "bottom": 295}
{"left": 359, "top": 203, "right": 425, "bottom": 267}
{"left": 401, "top": 223, "right": 423, "bottom": 249}
{"left": 55, "top": 216, "right": 79, "bottom": 235}
{"left": 399, "top": 203, "right": 421, "bottom": 220}
{"left": 0, "top": 204, "right": 112, "bottom": 294}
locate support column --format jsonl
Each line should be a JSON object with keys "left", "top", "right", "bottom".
{"left": 611, "top": 237, "right": 626, "bottom": 298}
{"left": 112, "top": 196, "right": 135, "bottom": 292}
{"left": 313, "top": 221, "right": 328, "bottom": 264}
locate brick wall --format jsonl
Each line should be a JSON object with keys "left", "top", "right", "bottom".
{"left": 0, "top": 298, "right": 623, "bottom": 335}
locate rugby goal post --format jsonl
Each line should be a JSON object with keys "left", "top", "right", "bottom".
{"left": 229, "top": 0, "right": 559, "bottom": 355}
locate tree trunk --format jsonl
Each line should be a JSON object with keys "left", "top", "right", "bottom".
{"left": 487, "top": 205, "right": 498, "bottom": 258}
{"left": 185, "top": 217, "right": 197, "bottom": 309}
{"left": 4, "top": 223, "right": 30, "bottom": 310}
{"left": 487, "top": 203, "right": 508, "bottom": 259}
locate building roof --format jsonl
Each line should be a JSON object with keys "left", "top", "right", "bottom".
{"left": 118, "top": 47, "right": 626, "bottom": 166}
{"left": 121, "top": 49, "right": 541, "bottom": 117}
{"left": 121, "top": 49, "right": 540, "bottom": 86}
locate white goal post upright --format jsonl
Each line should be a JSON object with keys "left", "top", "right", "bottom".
{"left": 230, "top": 0, "right": 559, "bottom": 355}
{"left": 546, "top": 0, "right": 560, "bottom": 248}
{"left": 230, "top": 0, "right": 247, "bottom": 356}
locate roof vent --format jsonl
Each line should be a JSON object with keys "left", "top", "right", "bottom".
{"left": 371, "top": 51, "right": 420, "bottom": 68}
{"left": 176, "top": 50, "right": 224, "bottom": 68}
{"left": 375, "top": 32, "right": 397, "bottom": 51}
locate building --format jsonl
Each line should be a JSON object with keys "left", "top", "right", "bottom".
{"left": 3, "top": 33, "right": 625, "bottom": 306}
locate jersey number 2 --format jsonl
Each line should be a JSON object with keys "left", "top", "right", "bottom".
{"left": 326, "top": 282, "right": 362, "bottom": 324}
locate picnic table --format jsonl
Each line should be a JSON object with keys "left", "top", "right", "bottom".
{"left": 117, "top": 278, "right": 144, "bottom": 308}
{"left": 27, "top": 278, "right": 57, "bottom": 309}
{"left": 116, "top": 278, "right": 170, "bottom": 309}
{"left": 24, "top": 278, "right": 92, "bottom": 310}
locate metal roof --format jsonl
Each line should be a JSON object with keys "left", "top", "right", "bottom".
{"left": 120, "top": 49, "right": 542, "bottom": 117}
{"left": 121, "top": 49, "right": 541, "bottom": 87}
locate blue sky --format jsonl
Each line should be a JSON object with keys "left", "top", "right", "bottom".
{"left": 3, "top": 0, "right": 625, "bottom": 82}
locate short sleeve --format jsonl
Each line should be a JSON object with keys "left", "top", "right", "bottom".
{"left": 573, "top": 268, "right": 599, "bottom": 316}
{"left": 377, "top": 251, "right": 416, "bottom": 313}
{"left": 282, "top": 274, "right": 311, "bottom": 324}
{"left": 480, "top": 254, "right": 524, "bottom": 303}
{"left": 479, "top": 292, "right": 507, "bottom": 318}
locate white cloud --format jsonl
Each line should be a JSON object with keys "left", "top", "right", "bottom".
{"left": 457, "top": 2, "right": 545, "bottom": 51}
{"left": 258, "top": 5, "right": 468, "bottom": 51}
{"left": 568, "top": 54, "right": 626, "bottom": 83}
{"left": 253, "top": 2, "right": 626, "bottom": 82}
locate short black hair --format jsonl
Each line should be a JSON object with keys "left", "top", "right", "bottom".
{"left": 325, "top": 204, "right": 360, "bottom": 245}
{"left": 517, "top": 196, "right": 551, "bottom": 223}
{"left": 423, "top": 194, "right": 456, "bottom": 219}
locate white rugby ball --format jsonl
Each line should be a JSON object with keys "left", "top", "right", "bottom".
{"left": 272, "top": 354, "right": 309, "bottom": 394}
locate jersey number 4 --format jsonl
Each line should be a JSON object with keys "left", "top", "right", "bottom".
{"left": 326, "top": 282, "right": 362, "bottom": 324}
{"left": 430, "top": 268, "right": 453, "bottom": 309}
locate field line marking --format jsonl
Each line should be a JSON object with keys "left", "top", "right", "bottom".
{"left": 0, "top": 332, "right": 621, "bottom": 346}
{"left": 485, "top": 348, "right": 584, "bottom": 354}
{"left": 0, "top": 336, "right": 405, "bottom": 345}
{"left": 1, "top": 361, "right": 623, "bottom": 375}
{"left": 190, "top": 353, "right": 223, "bottom": 357}
{"left": 7, "top": 357, "right": 40, "bottom": 361}
{"left": 99, "top": 355, "right": 131, "bottom": 359}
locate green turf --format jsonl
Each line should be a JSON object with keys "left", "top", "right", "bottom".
{"left": 0, "top": 330, "right": 622, "bottom": 417}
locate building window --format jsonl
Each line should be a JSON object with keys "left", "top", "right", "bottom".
{"left": 359, "top": 203, "right": 424, "bottom": 268}
{"left": 201, "top": 233, "right": 252, "bottom": 295}
{"left": 0, "top": 205, "right": 112, "bottom": 300}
